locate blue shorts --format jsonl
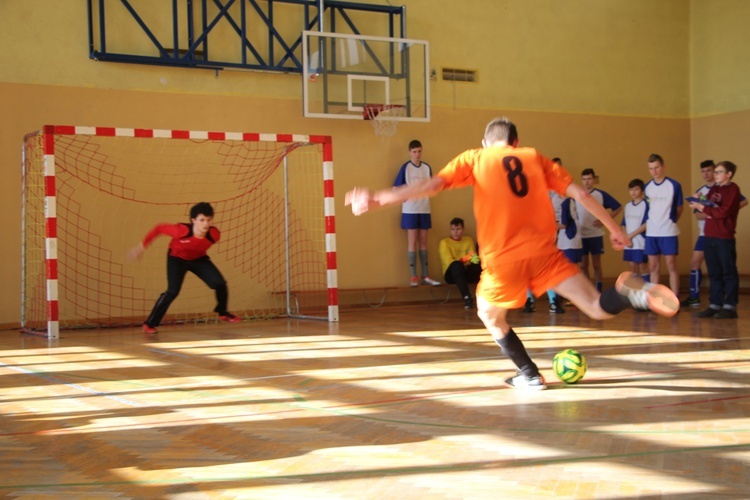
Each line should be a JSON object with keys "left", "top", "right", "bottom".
{"left": 644, "top": 236, "right": 678, "bottom": 256}
{"left": 623, "top": 248, "right": 648, "bottom": 263}
{"left": 401, "top": 213, "right": 432, "bottom": 230}
{"left": 693, "top": 236, "right": 705, "bottom": 252}
{"left": 563, "top": 248, "right": 583, "bottom": 264}
{"left": 581, "top": 236, "right": 604, "bottom": 255}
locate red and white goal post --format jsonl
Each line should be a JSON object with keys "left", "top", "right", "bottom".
{"left": 21, "top": 125, "right": 339, "bottom": 339}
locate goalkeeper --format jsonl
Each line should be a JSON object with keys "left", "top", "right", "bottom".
{"left": 128, "top": 202, "right": 241, "bottom": 334}
{"left": 438, "top": 217, "right": 482, "bottom": 309}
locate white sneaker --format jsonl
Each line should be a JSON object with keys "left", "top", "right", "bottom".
{"left": 615, "top": 272, "right": 680, "bottom": 317}
{"left": 505, "top": 373, "right": 547, "bottom": 391}
{"left": 422, "top": 276, "right": 441, "bottom": 286}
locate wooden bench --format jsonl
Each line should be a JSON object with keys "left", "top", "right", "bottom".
{"left": 342, "top": 285, "right": 454, "bottom": 307}
{"left": 273, "top": 285, "right": 455, "bottom": 310}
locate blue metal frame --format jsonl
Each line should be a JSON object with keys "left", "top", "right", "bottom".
{"left": 87, "top": 0, "right": 406, "bottom": 73}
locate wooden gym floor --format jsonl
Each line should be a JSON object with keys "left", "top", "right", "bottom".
{"left": 1, "top": 298, "right": 749, "bottom": 499}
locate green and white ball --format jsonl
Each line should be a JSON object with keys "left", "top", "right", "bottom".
{"left": 553, "top": 349, "right": 587, "bottom": 384}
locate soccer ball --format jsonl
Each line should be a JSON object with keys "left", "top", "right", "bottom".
{"left": 553, "top": 349, "right": 587, "bottom": 384}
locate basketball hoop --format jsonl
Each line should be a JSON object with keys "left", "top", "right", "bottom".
{"left": 363, "top": 104, "right": 406, "bottom": 138}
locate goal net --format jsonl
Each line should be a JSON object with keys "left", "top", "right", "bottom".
{"left": 21, "top": 126, "right": 338, "bottom": 339}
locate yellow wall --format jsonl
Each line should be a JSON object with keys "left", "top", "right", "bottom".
{"left": 421, "top": 0, "right": 690, "bottom": 117}
{"left": 1, "top": 0, "right": 692, "bottom": 115}
{"left": 686, "top": 0, "right": 750, "bottom": 270}
{"left": 690, "top": 0, "right": 750, "bottom": 116}
{"left": 1, "top": 0, "right": 748, "bottom": 327}
{"left": 690, "top": 109, "right": 750, "bottom": 266}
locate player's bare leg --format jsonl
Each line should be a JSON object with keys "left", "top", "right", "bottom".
{"left": 682, "top": 250, "right": 704, "bottom": 307}
{"left": 417, "top": 228, "right": 440, "bottom": 285}
{"left": 665, "top": 254, "right": 680, "bottom": 296}
{"left": 407, "top": 229, "right": 419, "bottom": 285}
{"left": 407, "top": 228, "right": 418, "bottom": 252}
{"left": 638, "top": 262, "right": 650, "bottom": 279}
{"left": 580, "top": 254, "right": 591, "bottom": 280}
{"left": 689, "top": 250, "right": 705, "bottom": 273}
{"left": 648, "top": 255, "right": 661, "bottom": 285}
{"left": 592, "top": 253, "right": 604, "bottom": 291}
{"left": 417, "top": 228, "right": 428, "bottom": 251}
{"left": 476, "top": 296, "right": 512, "bottom": 341}
{"left": 553, "top": 273, "right": 614, "bottom": 320}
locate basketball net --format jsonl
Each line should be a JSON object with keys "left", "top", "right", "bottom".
{"left": 364, "top": 104, "right": 406, "bottom": 138}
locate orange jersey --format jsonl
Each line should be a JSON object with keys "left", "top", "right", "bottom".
{"left": 436, "top": 146, "right": 573, "bottom": 269}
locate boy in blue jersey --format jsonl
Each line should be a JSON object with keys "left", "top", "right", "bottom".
{"left": 621, "top": 179, "right": 649, "bottom": 280}
{"left": 523, "top": 189, "right": 567, "bottom": 314}
{"left": 681, "top": 160, "right": 717, "bottom": 307}
{"left": 644, "top": 154, "right": 684, "bottom": 296}
{"left": 577, "top": 168, "right": 622, "bottom": 292}
{"left": 394, "top": 140, "right": 441, "bottom": 287}
{"left": 523, "top": 158, "right": 566, "bottom": 314}
{"left": 559, "top": 197, "right": 583, "bottom": 266}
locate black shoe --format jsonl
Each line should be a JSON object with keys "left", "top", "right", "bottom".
{"left": 464, "top": 296, "right": 474, "bottom": 310}
{"left": 522, "top": 298, "right": 535, "bottom": 313}
{"left": 680, "top": 296, "right": 701, "bottom": 308}
{"left": 549, "top": 298, "right": 565, "bottom": 314}
{"left": 698, "top": 307, "right": 720, "bottom": 318}
{"left": 715, "top": 309, "right": 738, "bottom": 319}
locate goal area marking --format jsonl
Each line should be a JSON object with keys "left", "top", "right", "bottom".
{"left": 22, "top": 125, "right": 338, "bottom": 339}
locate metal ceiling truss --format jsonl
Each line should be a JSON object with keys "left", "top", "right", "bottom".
{"left": 87, "top": 0, "right": 406, "bottom": 73}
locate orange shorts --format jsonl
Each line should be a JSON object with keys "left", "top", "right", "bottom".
{"left": 477, "top": 251, "right": 580, "bottom": 309}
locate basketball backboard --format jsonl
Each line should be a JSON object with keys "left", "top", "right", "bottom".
{"left": 302, "top": 31, "right": 430, "bottom": 122}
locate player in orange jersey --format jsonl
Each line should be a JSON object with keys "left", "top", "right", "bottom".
{"left": 346, "top": 117, "right": 679, "bottom": 391}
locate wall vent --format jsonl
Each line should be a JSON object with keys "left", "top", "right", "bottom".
{"left": 442, "top": 68, "right": 478, "bottom": 82}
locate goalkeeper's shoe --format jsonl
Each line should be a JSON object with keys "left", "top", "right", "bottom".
{"left": 219, "top": 313, "right": 241, "bottom": 323}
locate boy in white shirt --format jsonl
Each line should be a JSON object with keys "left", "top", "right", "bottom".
{"left": 621, "top": 179, "right": 649, "bottom": 281}
{"left": 394, "top": 140, "right": 441, "bottom": 287}
{"left": 644, "top": 154, "right": 684, "bottom": 296}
